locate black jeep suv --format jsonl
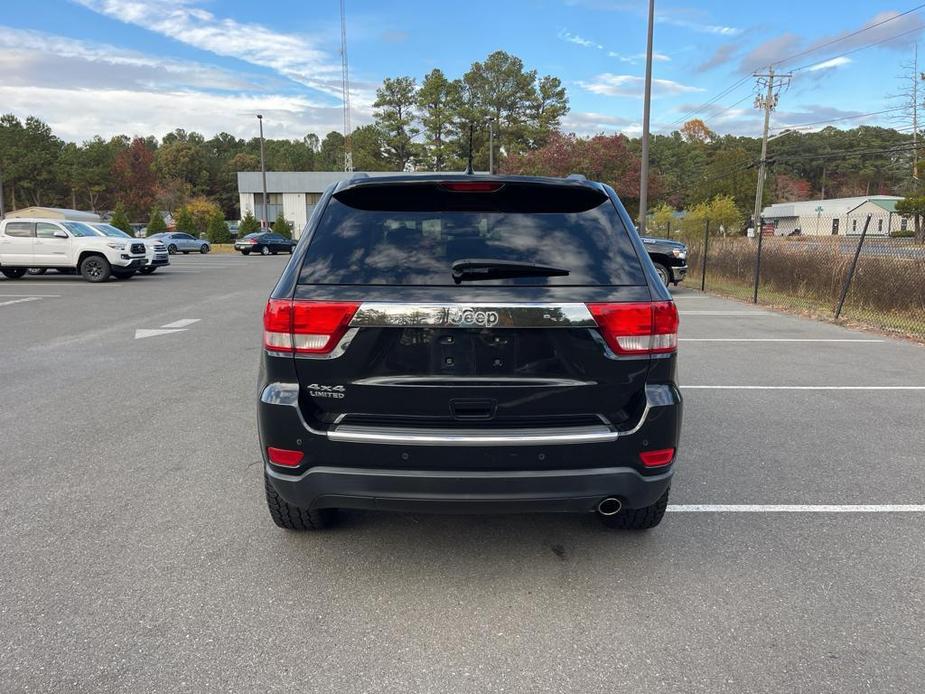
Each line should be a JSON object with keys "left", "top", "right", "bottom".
{"left": 258, "top": 175, "right": 682, "bottom": 530}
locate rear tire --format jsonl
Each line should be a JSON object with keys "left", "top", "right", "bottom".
{"left": 79, "top": 254, "right": 111, "bottom": 283}
{"left": 1, "top": 268, "right": 27, "bottom": 279}
{"left": 600, "top": 487, "right": 669, "bottom": 530}
{"left": 264, "top": 472, "right": 335, "bottom": 530}
{"left": 653, "top": 262, "right": 671, "bottom": 287}
{"left": 200, "top": 244, "right": 209, "bottom": 254}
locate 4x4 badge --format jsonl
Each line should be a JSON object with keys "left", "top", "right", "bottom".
{"left": 306, "top": 383, "right": 346, "bottom": 399}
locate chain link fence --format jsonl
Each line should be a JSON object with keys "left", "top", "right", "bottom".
{"left": 682, "top": 213, "right": 925, "bottom": 340}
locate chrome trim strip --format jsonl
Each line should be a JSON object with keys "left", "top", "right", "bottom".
{"left": 351, "top": 376, "right": 594, "bottom": 387}
{"left": 260, "top": 381, "right": 679, "bottom": 445}
{"left": 350, "top": 302, "right": 596, "bottom": 328}
{"left": 328, "top": 424, "right": 619, "bottom": 446}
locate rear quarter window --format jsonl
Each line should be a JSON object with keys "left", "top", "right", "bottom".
{"left": 298, "top": 183, "right": 645, "bottom": 287}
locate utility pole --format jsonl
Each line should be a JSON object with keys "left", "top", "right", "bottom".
{"left": 750, "top": 66, "right": 791, "bottom": 238}
{"left": 638, "top": 0, "right": 655, "bottom": 234}
{"left": 340, "top": 0, "right": 354, "bottom": 172}
{"left": 257, "top": 114, "right": 268, "bottom": 230}
{"left": 750, "top": 66, "right": 790, "bottom": 304}
{"left": 487, "top": 117, "right": 495, "bottom": 174}
{"left": 914, "top": 43, "right": 919, "bottom": 179}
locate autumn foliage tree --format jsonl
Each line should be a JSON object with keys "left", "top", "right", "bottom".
{"left": 504, "top": 132, "right": 649, "bottom": 216}
{"left": 111, "top": 137, "right": 156, "bottom": 219}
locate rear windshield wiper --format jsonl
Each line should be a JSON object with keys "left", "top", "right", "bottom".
{"left": 451, "top": 258, "right": 570, "bottom": 284}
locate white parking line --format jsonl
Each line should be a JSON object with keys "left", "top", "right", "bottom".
{"left": 668, "top": 505, "right": 925, "bottom": 512}
{"left": 0, "top": 282, "right": 124, "bottom": 287}
{"left": 680, "top": 338, "right": 884, "bottom": 343}
{"left": 0, "top": 294, "right": 61, "bottom": 298}
{"left": 682, "top": 385, "right": 925, "bottom": 390}
{"left": 0, "top": 297, "right": 44, "bottom": 307}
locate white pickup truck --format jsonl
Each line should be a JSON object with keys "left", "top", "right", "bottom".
{"left": 0, "top": 218, "right": 147, "bottom": 282}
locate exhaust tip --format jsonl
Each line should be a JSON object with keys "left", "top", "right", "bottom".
{"left": 597, "top": 497, "right": 623, "bottom": 516}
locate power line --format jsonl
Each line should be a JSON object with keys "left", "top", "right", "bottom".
{"left": 773, "top": 106, "right": 908, "bottom": 131}
{"left": 774, "top": 3, "right": 925, "bottom": 68}
{"left": 667, "top": 76, "right": 752, "bottom": 128}
{"left": 792, "top": 24, "right": 925, "bottom": 72}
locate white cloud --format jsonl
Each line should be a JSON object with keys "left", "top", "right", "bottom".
{"left": 73, "top": 0, "right": 349, "bottom": 100}
{"left": 0, "top": 27, "right": 261, "bottom": 91}
{"left": 563, "top": 111, "right": 640, "bottom": 136}
{"left": 558, "top": 29, "right": 602, "bottom": 49}
{"left": 578, "top": 73, "right": 705, "bottom": 97}
{"left": 608, "top": 50, "right": 670, "bottom": 63}
{"left": 0, "top": 84, "right": 350, "bottom": 142}
{"left": 804, "top": 56, "right": 852, "bottom": 72}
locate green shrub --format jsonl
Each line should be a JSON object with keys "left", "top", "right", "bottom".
{"left": 110, "top": 202, "right": 132, "bottom": 234}
{"left": 272, "top": 212, "right": 293, "bottom": 239}
{"left": 206, "top": 214, "right": 231, "bottom": 243}
{"left": 239, "top": 211, "right": 261, "bottom": 234}
{"left": 146, "top": 207, "right": 167, "bottom": 236}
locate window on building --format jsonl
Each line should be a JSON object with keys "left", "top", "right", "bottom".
{"left": 852, "top": 219, "right": 857, "bottom": 232}
{"left": 254, "top": 192, "right": 283, "bottom": 225}
{"left": 831, "top": 218, "right": 839, "bottom": 235}
{"left": 878, "top": 218, "right": 883, "bottom": 233}
{"left": 901, "top": 217, "right": 908, "bottom": 231}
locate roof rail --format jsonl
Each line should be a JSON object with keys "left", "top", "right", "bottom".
{"left": 566, "top": 173, "right": 587, "bottom": 180}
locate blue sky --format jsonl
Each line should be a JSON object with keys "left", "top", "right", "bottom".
{"left": 1, "top": 0, "right": 921, "bottom": 142}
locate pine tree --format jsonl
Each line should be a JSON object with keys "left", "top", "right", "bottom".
{"left": 239, "top": 211, "right": 261, "bottom": 234}
{"left": 146, "top": 206, "right": 167, "bottom": 236}
{"left": 110, "top": 202, "right": 132, "bottom": 234}
{"left": 272, "top": 212, "right": 292, "bottom": 239}
{"left": 206, "top": 213, "right": 231, "bottom": 243}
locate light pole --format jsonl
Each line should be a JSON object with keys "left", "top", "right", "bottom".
{"left": 487, "top": 117, "right": 495, "bottom": 175}
{"left": 637, "top": 0, "right": 655, "bottom": 234}
{"left": 257, "top": 114, "right": 269, "bottom": 229}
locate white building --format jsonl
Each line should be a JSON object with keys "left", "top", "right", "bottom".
{"left": 237, "top": 171, "right": 407, "bottom": 239}
{"left": 761, "top": 195, "right": 905, "bottom": 236}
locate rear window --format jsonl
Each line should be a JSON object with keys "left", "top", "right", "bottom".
{"left": 298, "top": 182, "right": 644, "bottom": 286}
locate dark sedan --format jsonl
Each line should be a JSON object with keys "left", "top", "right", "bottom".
{"left": 234, "top": 232, "right": 296, "bottom": 256}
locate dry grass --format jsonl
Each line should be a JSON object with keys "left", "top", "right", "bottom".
{"left": 688, "top": 236, "right": 925, "bottom": 340}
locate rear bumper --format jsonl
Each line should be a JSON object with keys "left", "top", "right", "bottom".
{"left": 259, "top": 382, "right": 681, "bottom": 513}
{"left": 266, "top": 463, "right": 672, "bottom": 513}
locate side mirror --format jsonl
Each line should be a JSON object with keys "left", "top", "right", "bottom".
{"left": 54, "top": 230, "right": 68, "bottom": 239}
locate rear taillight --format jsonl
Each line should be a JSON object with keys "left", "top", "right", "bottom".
{"left": 267, "top": 447, "right": 304, "bottom": 467}
{"left": 639, "top": 448, "right": 675, "bottom": 467}
{"left": 586, "top": 301, "right": 678, "bottom": 355}
{"left": 263, "top": 299, "right": 359, "bottom": 354}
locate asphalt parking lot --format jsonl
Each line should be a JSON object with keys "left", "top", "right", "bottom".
{"left": 1, "top": 255, "right": 923, "bottom": 693}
